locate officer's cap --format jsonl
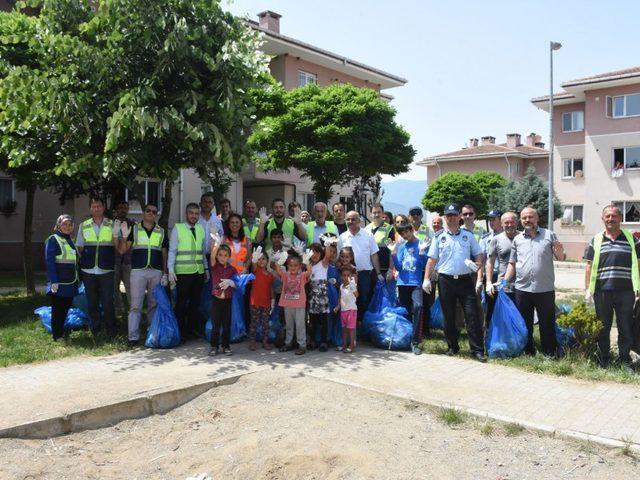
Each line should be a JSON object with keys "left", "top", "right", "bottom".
{"left": 443, "top": 203, "right": 460, "bottom": 215}
{"left": 487, "top": 209, "right": 503, "bottom": 218}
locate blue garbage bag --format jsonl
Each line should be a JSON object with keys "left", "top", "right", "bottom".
{"left": 327, "top": 275, "right": 342, "bottom": 347}
{"left": 485, "top": 289, "right": 528, "bottom": 358}
{"left": 555, "top": 324, "right": 577, "bottom": 349}
{"left": 36, "top": 306, "right": 90, "bottom": 333}
{"left": 368, "top": 279, "right": 399, "bottom": 313}
{"left": 72, "top": 283, "right": 88, "bottom": 314}
{"left": 145, "top": 285, "right": 181, "bottom": 348}
{"left": 430, "top": 297, "right": 444, "bottom": 329}
{"left": 368, "top": 311, "right": 413, "bottom": 350}
{"left": 206, "top": 273, "right": 254, "bottom": 344}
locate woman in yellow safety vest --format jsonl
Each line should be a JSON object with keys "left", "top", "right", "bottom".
{"left": 223, "top": 213, "right": 252, "bottom": 274}
{"left": 44, "top": 214, "right": 80, "bottom": 341}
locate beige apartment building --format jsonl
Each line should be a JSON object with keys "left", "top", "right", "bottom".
{"left": 0, "top": 10, "right": 406, "bottom": 269}
{"left": 531, "top": 66, "right": 640, "bottom": 259}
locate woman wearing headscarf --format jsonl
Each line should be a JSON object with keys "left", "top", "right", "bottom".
{"left": 44, "top": 214, "right": 80, "bottom": 341}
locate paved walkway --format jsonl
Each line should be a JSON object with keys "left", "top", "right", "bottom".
{"left": 2, "top": 342, "right": 639, "bottom": 448}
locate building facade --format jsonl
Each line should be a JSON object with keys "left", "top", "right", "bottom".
{"left": 531, "top": 66, "right": 640, "bottom": 259}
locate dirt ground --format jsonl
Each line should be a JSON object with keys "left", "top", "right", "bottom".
{"left": 1, "top": 370, "right": 637, "bottom": 480}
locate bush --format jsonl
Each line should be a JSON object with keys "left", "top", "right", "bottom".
{"left": 557, "top": 303, "right": 603, "bottom": 355}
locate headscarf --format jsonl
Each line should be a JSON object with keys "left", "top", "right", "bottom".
{"left": 54, "top": 214, "right": 74, "bottom": 231}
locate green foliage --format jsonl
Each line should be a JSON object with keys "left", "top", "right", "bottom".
{"left": 422, "top": 172, "right": 488, "bottom": 215}
{"left": 469, "top": 171, "right": 507, "bottom": 211}
{"left": 250, "top": 82, "right": 415, "bottom": 202}
{"left": 557, "top": 303, "right": 603, "bottom": 355}
{"left": 438, "top": 407, "right": 467, "bottom": 426}
{"left": 491, "top": 166, "right": 562, "bottom": 226}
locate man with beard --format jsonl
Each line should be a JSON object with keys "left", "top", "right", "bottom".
{"left": 256, "top": 198, "right": 307, "bottom": 250}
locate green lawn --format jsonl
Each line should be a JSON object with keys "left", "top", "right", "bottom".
{"left": 0, "top": 271, "right": 46, "bottom": 289}
{"left": 0, "top": 291, "right": 129, "bottom": 367}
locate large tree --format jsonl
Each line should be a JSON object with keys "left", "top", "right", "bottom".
{"left": 422, "top": 172, "right": 488, "bottom": 216}
{"left": 470, "top": 171, "right": 507, "bottom": 213}
{"left": 250, "top": 82, "right": 415, "bottom": 202}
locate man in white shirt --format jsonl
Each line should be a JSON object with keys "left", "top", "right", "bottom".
{"left": 198, "top": 192, "right": 224, "bottom": 264}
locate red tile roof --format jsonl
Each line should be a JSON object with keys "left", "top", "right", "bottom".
{"left": 427, "top": 142, "right": 547, "bottom": 160}
{"left": 563, "top": 66, "right": 640, "bottom": 87}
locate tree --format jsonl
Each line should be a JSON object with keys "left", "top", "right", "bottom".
{"left": 491, "top": 166, "right": 562, "bottom": 226}
{"left": 422, "top": 172, "right": 488, "bottom": 216}
{"left": 469, "top": 171, "right": 507, "bottom": 212}
{"left": 250, "top": 82, "right": 415, "bottom": 202}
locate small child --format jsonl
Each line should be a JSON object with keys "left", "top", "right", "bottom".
{"left": 273, "top": 249, "right": 312, "bottom": 355}
{"left": 335, "top": 265, "right": 358, "bottom": 353}
{"left": 337, "top": 246, "right": 355, "bottom": 270}
{"left": 308, "top": 242, "right": 332, "bottom": 352}
{"left": 209, "top": 241, "right": 237, "bottom": 356}
{"left": 249, "top": 246, "right": 274, "bottom": 351}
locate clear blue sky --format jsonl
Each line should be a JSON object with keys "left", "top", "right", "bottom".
{"left": 226, "top": 0, "right": 640, "bottom": 181}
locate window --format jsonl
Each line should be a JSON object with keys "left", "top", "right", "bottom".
{"left": 613, "top": 201, "right": 640, "bottom": 223}
{"left": 613, "top": 146, "right": 640, "bottom": 169}
{"left": 561, "top": 205, "right": 583, "bottom": 225}
{"left": 125, "top": 180, "right": 161, "bottom": 212}
{"left": 298, "top": 70, "right": 317, "bottom": 87}
{"left": 338, "top": 196, "right": 356, "bottom": 212}
{"left": 562, "top": 158, "right": 584, "bottom": 178}
{"left": 608, "top": 93, "right": 640, "bottom": 118}
{"left": 0, "top": 177, "right": 15, "bottom": 212}
{"left": 296, "top": 192, "right": 315, "bottom": 213}
{"left": 562, "top": 111, "right": 584, "bottom": 132}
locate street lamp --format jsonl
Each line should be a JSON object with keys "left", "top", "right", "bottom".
{"left": 548, "top": 41, "right": 562, "bottom": 230}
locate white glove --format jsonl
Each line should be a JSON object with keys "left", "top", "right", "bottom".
{"left": 386, "top": 240, "right": 398, "bottom": 255}
{"left": 348, "top": 276, "right": 357, "bottom": 292}
{"left": 486, "top": 283, "right": 496, "bottom": 297}
{"left": 251, "top": 245, "right": 263, "bottom": 263}
{"left": 210, "top": 231, "right": 221, "bottom": 249}
{"left": 584, "top": 289, "right": 593, "bottom": 304}
{"left": 302, "top": 249, "right": 313, "bottom": 265}
{"left": 422, "top": 278, "right": 432, "bottom": 294}
{"left": 50, "top": 283, "right": 59, "bottom": 293}
{"left": 328, "top": 277, "right": 337, "bottom": 285}
{"left": 464, "top": 258, "right": 479, "bottom": 272}
{"left": 219, "top": 278, "right": 236, "bottom": 290}
{"left": 475, "top": 280, "right": 483, "bottom": 295}
{"left": 293, "top": 244, "right": 304, "bottom": 255}
{"left": 419, "top": 241, "right": 428, "bottom": 254}
{"left": 168, "top": 272, "right": 178, "bottom": 285}
{"left": 120, "top": 221, "right": 131, "bottom": 240}
{"left": 112, "top": 219, "right": 121, "bottom": 239}
{"left": 320, "top": 234, "right": 338, "bottom": 246}
{"left": 386, "top": 269, "right": 395, "bottom": 281}
{"left": 160, "top": 274, "right": 168, "bottom": 287}
{"left": 275, "top": 251, "right": 288, "bottom": 266}
{"left": 377, "top": 273, "right": 385, "bottom": 283}
{"left": 269, "top": 299, "right": 275, "bottom": 315}
{"left": 258, "top": 207, "right": 269, "bottom": 223}
{"left": 293, "top": 206, "right": 302, "bottom": 223}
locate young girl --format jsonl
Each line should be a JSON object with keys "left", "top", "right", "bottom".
{"left": 337, "top": 246, "right": 356, "bottom": 271}
{"left": 273, "top": 249, "right": 312, "bottom": 355}
{"left": 209, "top": 240, "right": 237, "bottom": 356}
{"left": 308, "top": 242, "right": 332, "bottom": 352}
{"left": 335, "top": 265, "right": 358, "bottom": 353}
{"left": 249, "top": 246, "right": 274, "bottom": 351}
{"left": 324, "top": 240, "right": 341, "bottom": 351}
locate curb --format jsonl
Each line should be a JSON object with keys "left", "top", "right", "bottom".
{"left": 0, "top": 373, "right": 248, "bottom": 440}
{"left": 306, "top": 373, "right": 640, "bottom": 454}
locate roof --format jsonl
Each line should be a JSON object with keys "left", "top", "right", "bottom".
{"left": 245, "top": 19, "right": 407, "bottom": 90}
{"left": 418, "top": 142, "right": 548, "bottom": 165}
{"left": 562, "top": 66, "right": 640, "bottom": 88}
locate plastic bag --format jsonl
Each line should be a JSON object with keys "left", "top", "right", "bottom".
{"left": 430, "top": 297, "right": 444, "bottom": 329}
{"left": 555, "top": 324, "right": 576, "bottom": 349}
{"left": 485, "top": 290, "right": 528, "bottom": 358}
{"left": 327, "top": 275, "right": 342, "bottom": 347}
{"left": 35, "top": 306, "right": 90, "bottom": 333}
{"left": 205, "top": 273, "right": 254, "bottom": 344}
{"left": 368, "top": 311, "right": 413, "bottom": 350}
{"left": 72, "top": 283, "right": 88, "bottom": 314}
{"left": 145, "top": 285, "right": 181, "bottom": 348}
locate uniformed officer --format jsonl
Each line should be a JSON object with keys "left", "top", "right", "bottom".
{"left": 480, "top": 209, "right": 503, "bottom": 325}
{"left": 408, "top": 206, "right": 431, "bottom": 242}
{"left": 460, "top": 204, "right": 486, "bottom": 242}
{"left": 364, "top": 203, "right": 394, "bottom": 277}
{"left": 423, "top": 203, "right": 486, "bottom": 361}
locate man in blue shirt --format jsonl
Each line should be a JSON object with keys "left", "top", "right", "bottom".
{"left": 423, "top": 203, "right": 486, "bottom": 361}
{"left": 390, "top": 222, "right": 428, "bottom": 355}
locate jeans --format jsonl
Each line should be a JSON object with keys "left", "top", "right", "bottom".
{"left": 594, "top": 289, "right": 635, "bottom": 363}
{"left": 438, "top": 274, "right": 484, "bottom": 355}
{"left": 114, "top": 262, "right": 131, "bottom": 317}
{"left": 514, "top": 290, "right": 557, "bottom": 356}
{"left": 398, "top": 285, "right": 424, "bottom": 344}
{"left": 211, "top": 297, "right": 232, "bottom": 349}
{"left": 128, "top": 268, "right": 163, "bottom": 341}
{"left": 51, "top": 295, "right": 73, "bottom": 340}
{"left": 356, "top": 270, "right": 374, "bottom": 323}
{"left": 82, "top": 271, "right": 116, "bottom": 338}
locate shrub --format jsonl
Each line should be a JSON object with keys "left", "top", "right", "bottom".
{"left": 557, "top": 304, "right": 603, "bottom": 355}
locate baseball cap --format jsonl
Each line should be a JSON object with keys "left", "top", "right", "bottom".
{"left": 487, "top": 209, "right": 503, "bottom": 218}
{"left": 408, "top": 206, "right": 423, "bottom": 216}
{"left": 443, "top": 203, "right": 460, "bottom": 215}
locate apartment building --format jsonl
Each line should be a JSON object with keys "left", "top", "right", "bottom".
{"left": 531, "top": 66, "right": 640, "bottom": 259}
{"left": 0, "top": 9, "right": 407, "bottom": 269}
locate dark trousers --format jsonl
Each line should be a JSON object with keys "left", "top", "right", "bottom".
{"left": 398, "top": 285, "right": 424, "bottom": 344}
{"left": 357, "top": 270, "right": 374, "bottom": 323}
{"left": 174, "top": 273, "right": 205, "bottom": 338}
{"left": 594, "top": 289, "right": 635, "bottom": 363}
{"left": 484, "top": 274, "right": 498, "bottom": 327}
{"left": 310, "top": 312, "right": 328, "bottom": 345}
{"left": 514, "top": 289, "right": 557, "bottom": 356}
{"left": 82, "top": 272, "right": 116, "bottom": 338}
{"left": 421, "top": 287, "right": 435, "bottom": 339}
{"left": 51, "top": 295, "right": 73, "bottom": 340}
{"left": 211, "top": 297, "right": 232, "bottom": 349}
{"left": 438, "top": 274, "right": 484, "bottom": 355}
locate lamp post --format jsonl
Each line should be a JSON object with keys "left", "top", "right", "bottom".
{"left": 548, "top": 41, "right": 562, "bottom": 230}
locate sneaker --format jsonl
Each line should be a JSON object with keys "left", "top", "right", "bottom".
{"left": 262, "top": 342, "right": 273, "bottom": 351}
{"left": 335, "top": 346, "right": 342, "bottom": 351}
{"left": 411, "top": 344, "right": 422, "bottom": 355}
{"left": 295, "top": 348, "right": 306, "bottom": 355}
{"left": 319, "top": 343, "right": 328, "bottom": 352}
{"left": 445, "top": 348, "right": 457, "bottom": 357}
{"left": 279, "top": 343, "right": 294, "bottom": 353}
{"left": 208, "top": 347, "right": 219, "bottom": 356}
{"left": 473, "top": 352, "right": 487, "bottom": 363}
{"left": 345, "top": 348, "right": 352, "bottom": 353}
{"left": 224, "top": 348, "right": 233, "bottom": 356}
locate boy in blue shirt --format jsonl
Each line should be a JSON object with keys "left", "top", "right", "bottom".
{"left": 390, "top": 222, "right": 428, "bottom": 354}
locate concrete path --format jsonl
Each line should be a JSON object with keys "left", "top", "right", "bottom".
{"left": 2, "top": 341, "right": 639, "bottom": 451}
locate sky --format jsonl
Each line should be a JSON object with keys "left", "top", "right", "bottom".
{"left": 225, "top": 0, "right": 640, "bottom": 181}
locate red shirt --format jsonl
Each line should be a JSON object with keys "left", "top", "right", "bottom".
{"left": 250, "top": 267, "right": 274, "bottom": 308}
{"left": 279, "top": 271, "right": 308, "bottom": 308}
{"left": 211, "top": 262, "right": 237, "bottom": 299}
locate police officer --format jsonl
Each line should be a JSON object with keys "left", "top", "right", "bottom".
{"left": 460, "top": 204, "right": 486, "bottom": 242}
{"left": 422, "top": 203, "right": 485, "bottom": 362}
{"left": 480, "top": 209, "right": 503, "bottom": 324}
{"left": 364, "top": 203, "right": 394, "bottom": 278}
{"left": 408, "top": 206, "right": 431, "bottom": 242}
{"left": 76, "top": 197, "right": 118, "bottom": 339}
{"left": 306, "top": 202, "right": 338, "bottom": 246}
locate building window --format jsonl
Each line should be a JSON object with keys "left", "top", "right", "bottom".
{"left": 296, "top": 192, "right": 315, "bottom": 213}
{"left": 562, "top": 158, "right": 584, "bottom": 178}
{"left": 125, "top": 180, "right": 161, "bottom": 213}
{"left": 613, "top": 146, "right": 640, "bottom": 169}
{"left": 608, "top": 93, "right": 640, "bottom": 118}
{"left": 339, "top": 196, "right": 356, "bottom": 212}
{"left": 613, "top": 201, "right": 640, "bottom": 223}
{"left": 298, "top": 70, "right": 317, "bottom": 87}
{"left": 562, "top": 111, "right": 584, "bottom": 132}
{"left": 561, "top": 205, "right": 583, "bottom": 225}
{"left": 0, "top": 177, "right": 16, "bottom": 212}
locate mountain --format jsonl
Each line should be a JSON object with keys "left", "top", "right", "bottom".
{"left": 380, "top": 179, "right": 427, "bottom": 215}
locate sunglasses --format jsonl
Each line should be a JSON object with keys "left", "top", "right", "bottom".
{"left": 145, "top": 209, "right": 158, "bottom": 214}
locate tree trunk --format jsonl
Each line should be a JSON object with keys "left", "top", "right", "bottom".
{"left": 159, "top": 179, "right": 174, "bottom": 230}
{"left": 23, "top": 184, "right": 36, "bottom": 295}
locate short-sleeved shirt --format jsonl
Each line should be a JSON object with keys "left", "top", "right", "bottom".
{"left": 393, "top": 240, "right": 427, "bottom": 286}
{"left": 583, "top": 232, "right": 640, "bottom": 291}
{"left": 279, "top": 271, "right": 308, "bottom": 308}
{"left": 250, "top": 267, "right": 274, "bottom": 307}
{"left": 509, "top": 227, "right": 557, "bottom": 293}
{"left": 338, "top": 228, "right": 379, "bottom": 271}
{"left": 126, "top": 223, "right": 169, "bottom": 250}
{"left": 427, "top": 228, "right": 481, "bottom": 276}
{"left": 487, "top": 232, "right": 515, "bottom": 281}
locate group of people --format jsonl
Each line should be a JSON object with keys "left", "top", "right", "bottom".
{"left": 44, "top": 193, "right": 639, "bottom": 370}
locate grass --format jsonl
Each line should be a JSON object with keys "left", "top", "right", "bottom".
{"left": 478, "top": 422, "right": 495, "bottom": 436}
{"left": 0, "top": 291, "right": 129, "bottom": 367}
{"left": 503, "top": 422, "right": 525, "bottom": 436}
{"left": 438, "top": 407, "right": 466, "bottom": 426}
{"left": 0, "top": 271, "right": 46, "bottom": 289}
{"left": 419, "top": 329, "right": 640, "bottom": 385}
